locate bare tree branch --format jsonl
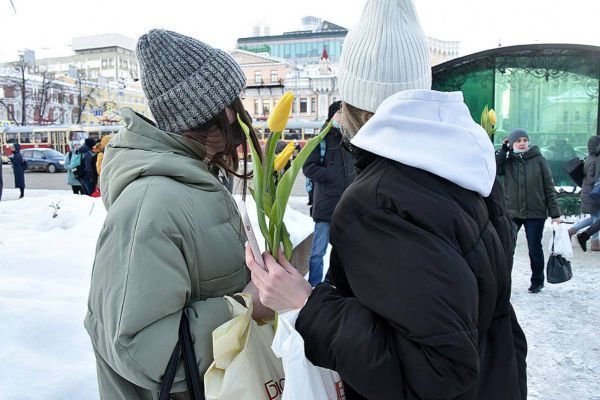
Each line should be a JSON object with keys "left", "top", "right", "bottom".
{"left": 0, "top": 99, "right": 19, "bottom": 125}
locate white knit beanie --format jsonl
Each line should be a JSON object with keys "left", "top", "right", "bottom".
{"left": 339, "top": 0, "right": 432, "bottom": 113}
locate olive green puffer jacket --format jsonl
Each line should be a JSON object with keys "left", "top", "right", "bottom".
{"left": 84, "top": 108, "right": 249, "bottom": 398}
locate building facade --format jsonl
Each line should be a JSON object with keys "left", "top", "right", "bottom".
{"left": 238, "top": 16, "right": 460, "bottom": 67}
{"left": 237, "top": 17, "right": 347, "bottom": 65}
{"left": 34, "top": 34, "right": 140, "bottom": 83}
{"left": 231, "top": 50, "right": 294, "bottom": 120}
{"left": 0, "top": 66, "right": 149, "bottom": 127}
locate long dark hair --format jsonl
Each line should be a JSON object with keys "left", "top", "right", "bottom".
{"left": 184, "top": 97, "right": 262, "bottom": 197}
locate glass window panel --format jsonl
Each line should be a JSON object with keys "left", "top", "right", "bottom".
{"left": 494, "top": 68, "right": 599, "bottom": 185}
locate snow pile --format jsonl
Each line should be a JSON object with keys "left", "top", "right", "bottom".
{"left": 1, "top": 191, "right": 598, "bottom": 399}
{"left": 0, "top": 192, "right": 105, "bottom": 399}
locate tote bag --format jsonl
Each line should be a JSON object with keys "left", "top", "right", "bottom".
{"left": 204, "top": 294, "right": 285, "bottom": 400}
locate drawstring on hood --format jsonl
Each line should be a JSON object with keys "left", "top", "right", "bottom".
{"left": 350, "top": 90, "right": 496, "bottom": 197}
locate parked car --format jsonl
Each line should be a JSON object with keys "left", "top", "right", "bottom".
{"left": 21, "top": 148, "right": 67, "bottom": 173}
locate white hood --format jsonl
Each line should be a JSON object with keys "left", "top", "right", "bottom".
{"left": 350, "top": 90, "right": 496, "bottom": 197}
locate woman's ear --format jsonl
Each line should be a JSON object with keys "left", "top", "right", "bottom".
{"left": 225, "top": 107, "right": 236, "bottom": 125}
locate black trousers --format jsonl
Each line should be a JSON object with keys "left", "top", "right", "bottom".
{"left": 513, "top": 218, "right": 546, "bottom": 286}
{"left": 72, "top": 185, "right": 84, "bottom": 195}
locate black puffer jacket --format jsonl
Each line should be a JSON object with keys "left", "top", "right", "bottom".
{"left": 496, "top": 145, "right": 560, "bottom": 219}
{"left": 580, "top": 136, "right": 600, "bottom": 214}
{"left": 302, "top": 127, "right": 354, "bottom": 222}
{"left": 296, "top": 151, "right": 527, "bottom": 400}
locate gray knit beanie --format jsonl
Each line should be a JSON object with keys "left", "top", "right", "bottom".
{"left": 136, "top": 29, "right": 246, "bottom": 134}
{"left": 509, "top": 129, "right": 529, "bottom": 146}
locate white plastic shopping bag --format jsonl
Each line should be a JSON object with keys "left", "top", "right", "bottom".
{"left": 204, "top": 294, "right": 285, "bottom": 400}
{"left": 547, "top": 224, "right": 573, "bottom": 259}
{"left": 272, "top": 309, "right": 345, "bottom": 400}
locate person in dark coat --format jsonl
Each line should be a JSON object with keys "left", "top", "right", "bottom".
{"left": 78, "top": 138, "right": 99, "bottom": 195}
{"left": 245, "top": 1, "right": 527, "bottom": 398}
{"left": 569, "top": 135, "right": 600, "bottom": 250}
{"left": 496, "top": 129, "right": 561, "bottom": 293}
{"left": 302, "top": 101, "right": 354, "bottom": 286}
{"left": 10, "top": 143, "right": 26, "bottom": 199}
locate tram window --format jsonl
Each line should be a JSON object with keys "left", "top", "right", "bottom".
{"left": 6, "top": 133, "right": 18, "bottom": 144}
{"left": 20, "top": 133, "right": 32, "bottom": 143}
{"left": 284, "top": 129, "right": 302, "bottom": 141}
{"left": 33, "top": 132, "right": 49, "bottom": 143}
{"left": 304, "top": 128, "right": 316, "bottom": 139}
{"left": 69, "top": 131, "right": 87, "bottom": 141}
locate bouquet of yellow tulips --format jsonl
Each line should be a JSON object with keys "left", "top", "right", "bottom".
{"left": 480, "top": 105, "right": 497, "bottom": 139}
{"left": 238, "top": 92, "right": 332, "bottom": 258}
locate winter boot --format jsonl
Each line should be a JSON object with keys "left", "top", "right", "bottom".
{"left": 568, "top": 227, "right": 577, "bottom": 239}
{"left": 590, "top": 239, "right": 600, "bottom": 252}
{"left": 528, "top": 283, "right": 544, "bottom": 294}
{"left": 577, "top": 231, "right": 590, "bottom": 252}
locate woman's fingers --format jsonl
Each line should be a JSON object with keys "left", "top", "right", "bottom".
{"left": 277, "top": 248, "right": 300, "bottom": 275}
{"left": 245, "top": 244, "right": 267, "bottom": 283}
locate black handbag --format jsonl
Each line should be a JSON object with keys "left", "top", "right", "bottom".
{"left": 546, "top": 230, "right": 573, "bottom": 284}
{"left": 563, "top": 157, "right": 584, "bottom": 187}
{"left": 159, "top": 309, "right": 205, "bottom": 400}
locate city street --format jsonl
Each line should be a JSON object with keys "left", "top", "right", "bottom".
{"left": 1, "top": 164, "right": 312, "bottom": 211}
{"left": 2, "top": 165, "right": 70, "bottom": 191}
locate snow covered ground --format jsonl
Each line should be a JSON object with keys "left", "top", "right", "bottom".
{"left": 0, "top": 190, "right": 599, "bottom": 399}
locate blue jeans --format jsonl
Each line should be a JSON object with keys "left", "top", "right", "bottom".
{"left": 513, "top": 218, "right": 546, "bottom": 286}
{"left": 308, "top": 222, "right": 330, "bottom": 287}
{"left": 572, "top": 210, "right": 600, "bottom": 240}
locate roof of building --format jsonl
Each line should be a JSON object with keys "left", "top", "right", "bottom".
{"left": 72, "top": 34, "right": 136, "bottom": 52}
{"left": 433, "top": 43, "right": 600, "bottom": 78}
{"left": 238, "top": 20, "right": 348, "bottom": 44}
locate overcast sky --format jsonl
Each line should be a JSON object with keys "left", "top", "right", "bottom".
{"left": 1, "top": 0, "right": 599, "bottom": 63}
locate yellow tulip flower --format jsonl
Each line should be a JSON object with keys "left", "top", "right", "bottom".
{"left": 274, "top": 141, "right": 296, "bottom": 171}
{"left": 489, "top": 109, "right": 497, "bottom": 126}
{"left": 267, "top": 92, "right": 294, "bottom": 132}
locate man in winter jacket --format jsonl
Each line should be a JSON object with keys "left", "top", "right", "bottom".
{"left": 496, "top": 129, "right": 561, "bottom": 293}
{"left": 302, "top": 101, "right": 354, "bottom": 286}
{"left": 569, "top": 135, "right": 600, "bottom": 250}
{"left": 245, "top": 1, "right": 527, "bottom": 398}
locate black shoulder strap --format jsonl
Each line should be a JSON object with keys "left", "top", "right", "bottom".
{"left": 159, "top": 310, "right": 205, "bottom": 400}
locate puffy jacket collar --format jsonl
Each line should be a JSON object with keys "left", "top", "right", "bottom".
{"left": 350, "top": 90, "right": 496, "bottom": 197}
{"left": 101, "top": 108, "right": 223, "bottom": 210}
{"left": 508, "top": 146, "right": 542, "bottom": 160}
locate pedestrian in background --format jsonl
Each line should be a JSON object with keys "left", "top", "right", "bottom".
{"left": 65, "top": 140, "right": 84, "bottom": 195}
{"left": 302, "top": 101, "right": 354, "bottom": 286}
{"left": 569, "top": 135, "right": 600, "bottom": 251}
{"left": 10, "top": 143, "right": 26, "bottom": 199}
{"left": 77, "top": 138, "right": 98, "bottom": 195}
{"left": 246, "top": 0, "right": 527, "bottom": 398}
{"left": 496, "top": 129, "right": 561, "bottom": 293}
